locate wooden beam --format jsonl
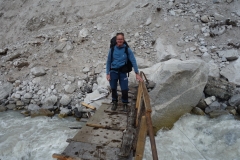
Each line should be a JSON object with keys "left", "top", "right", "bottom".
{"left": 136, "top": 82, "right": 143, "bottom": 126}
{"left": 52, "top": 153, "right": 82, "bottom": 160}
{"left": 135, "top": 116, "right": 147, "bottom": 160}
{"left": 81, "top": 102, "right": 96, "bottom": 110}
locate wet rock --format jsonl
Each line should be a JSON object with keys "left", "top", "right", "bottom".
{"left": 31, "top": 109, "right": 54, "bottom": 118}
{"left": 191, "top": 107, "right": 205, "bottom": 115}
{"left": 0, "top": 82, "right": 13, "bottom": 100}
{"left": 0, "top": 105, "right": 7, "bottom": 112}
{"left": 31, "top": 66, "right": 46, "bottom": 77}
{"left": 6, "top": 104, "right": 16, "bottom": 110}
{"left": 228, "top": 94, "right": 240, "bottom": 106}
{"left": 204, "top": 77, "right": 236, "bottom": 100}
{"left": 60, "top": 95, "right": 71, "bottom": 105}
{"left": 205, "top": 101, "right": 221, "bottom": 113}
{"left": 196, "top": 99, "right": 207, "bottom": 110}
{"left": 209, "top": 110, "right": 229, "bottom": 118}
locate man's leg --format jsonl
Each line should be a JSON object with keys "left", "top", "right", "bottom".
{"left": 119, "top": 72, "right": 128, "bottom": 112}
{"left": 109, "top": 72, "right": 118, "bottom": 110}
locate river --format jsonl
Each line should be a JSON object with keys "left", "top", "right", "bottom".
{"left": 0, "top": 111, "right": 240, "bottom": 160}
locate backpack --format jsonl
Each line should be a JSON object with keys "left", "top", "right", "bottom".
{"left": 110, "top": 36, "right": 133, "bottom": 75}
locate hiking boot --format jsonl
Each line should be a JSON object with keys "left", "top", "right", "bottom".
{"left": 123, "top": 103, "right": 128, "bottom": 112}
{"left": 111, "top": 101, "right": 118, "bottom": 111}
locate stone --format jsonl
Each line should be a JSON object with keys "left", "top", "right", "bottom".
{"left": 196, "top": 99, "right": 207, "bottom": 110}
{"left": 207, "top": 61, "right": 220, "bottom": 78}
{"left": 27, "top": 104, "right": 40, "bottom": 111}
{"left": 55, "top": 42, "right": 66, "bottom": 53}
{"left": 31, "top": 109, "right": 54, "bottom": 118}
{"left": 64, "top": 84, "right": 77, "bottom": 94}
{"left": 214, "top": 13, "right": 225, "bottom": 21}
{"left": 220, "top": 58, "right": 240, "bottom": 86}
{"left": 0, "top": 82, "right": 13, "bottom": 100}
{"left": 13, "top": 59, "right": 29, "bottom": 68}
{"left": 16, "top": 101, "right": 24, "bottom": 106}
{"left": 237, "top": 106, "right": 240, "bottom": 114}
{"left": 201, "top": 15, "right": 210, "bottom": 23}
{"left": 191, "top": 107, "right": 205, "bottom": 115}
{"left": 209, "top": 110, "right": 229, "bottom": 118}
{"left": 6, "top": 104, "right": 16, "bottom": 110}
{"left": 145, "top": 17, "right": 152, "bottom": 26}
{"left": 59, "top": 107, "right": 71, "bottom": 117}
{"left": 0, "top": 48, "right": 8, "bottom": 55}
{"left": 217, "top": 49, "right": 239, "bottom": 61}
{"left": 228, "top": 94, "right": 240, "bottom": 106}
{"left": 204, "top": 77, "right": 235, "bottom": 100}
{"left": 23, "top": 93, "right": 33, "bottom": 99}
{"left": 155, "top": 37, "right": 177, "bottom": 62}
{"left": 94, "top": 64, "right": 104, "bottom": 74}
{"left": 60, "top": 95, "right": 71, "bottom": 105}
{"left": 202, "top": 52, "right": 211, "bottom": 62}
{"left": 82, "top": 67, "right": 90, "bottom": 73}
{"left": 199, "top": 46, "right": 208, "bottom": 53}
{"left": 210, "top": 26, "right": 226, "bottom": 36}
{"left": 31, "top": 66, "right": 46, "bottom": 77}
{"left": 0, "top": 105, "right": 7, "bottom": 112}
{"left": 6, "top": 53, "right": 21, "bottom": 61}
{"left": 41, "top": 95, "right": 58, "bottom": 106}
{"left": 226, "top": 106, "right": 236, "bottom": 115}
{"left": 204, "top": 96, "right": 216, "bottom": 105}
{"left": 67, "top": 76, "right": 75, "bottom": 82}
{"left": 14, "top": 93, "right": 21, "bottom": 99}
{"left": 205, "top": 101, "right": 221, "bottom": 113}
{"left": 143, "top": 59, "right": 209, "bottom": 132}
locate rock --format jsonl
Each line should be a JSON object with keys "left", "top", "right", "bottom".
{"left": 64, "top": 84, "right": 77, "bottom": 94}
{"left": 0, "top": 82, "right": 13, "bottom": 100}
{"left": 210, "top": 26, "right": 226, "bottom": 36}
{"left": 202, "top": 52, "right": 211, "bottom": 62}
{"left": 204, "top": 77, "right": 236, "bottom": 100}
{"left": 6, "top": 104, "right": 16, "bottom": 110}
{"left": 41, "top": 95, "right": 58, "bottom": 107}
{"left": 6, "top": 53, "right": 21, "bottom": 61}
{"left": 82, "top": 67, "right": 90, "bottom": 73}
{"left": 0, "top": 48, "right": 8, "bottom": 55}
{"left": 225, "top": 106, "right": 236, "bottom": 115}
{"left": 55, "top": 42, "right": 66, "bottom": 53}
{"left": 31, "top": 66, "right": 46, "bottom": 77}
{"left": 220, "top": 58, "right": 240, "bottom": 86}
{"left": 214, "top": 13, "right": 225, "bottom": 21}
{"left": 237, "top": 106, "right": 240, "bottom": 114}
{"left": 145, "top": 17, "right": 152, "bottom": 26}
{"left": 67, "top": 76, "right": 75, "bottom": 82}
{"left": 209, "top": 110, "right": 229, "bottom": 118}
{"left": 14, "top": 93, "right": 21, "bottom": 99}
{"left": 191, "top": 107, "right": 205, "bottom": 115}
{"left": 143, "top": 59, "right": 208, "bottom": 131}
{"left": 31, "top": 109, "right": 54, "bottom": 118}
{"left": 199, "top": 46, "right": 208, "bottom": 53}
{"left": 60, "top": 95, "right": 71, "bottom": 105}
{"left": 204, "top": 96, "right": 216, "bottom": 105}
{"left": 16, "top": 101, "right": 24, "bottom": 106}
{"left": 205, "top": 101, "right": 221, "bottom": 113}
{"left": 135, "top": 57, "right": 152, "bottom": 68}
{"left": 72, "top": 107, "right": 82, "bottom": 118}
{"left": 27, "top": 104, "right": 40, "bottom": 111}
{"left": 228, "top": 94, "right": 240, "bottom": 106}
{"left": 59, "top": 107, "right": 71, "bottom": 117}
{"left": 13, "top": 59, "right": 29, "bottom": 68}
{"left": 81, "top": 84, "right": 92, "bottom": 93}
{"left": 217, "top": 49, "right": 239, "bottom": 61}
{"left": 94, "top": 64, "right": 103, "bottom": 74}
{"left": 23, "top": 93, "right": 33, "bottom": 99}
{"left": 155, "top": 37, "right": 177, "bottom": 62}
{"left": 0, "top": 105, "right": 7, "bottom": 112}
{"left": 201, "top": 15, "right": 210, "bottom": 23}
{"left": 196, "top": 99, "right": 207, "bottom": 110}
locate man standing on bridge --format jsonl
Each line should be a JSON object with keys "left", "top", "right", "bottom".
{"left": 106, "top": 32, "right": 143, "bottom": 112}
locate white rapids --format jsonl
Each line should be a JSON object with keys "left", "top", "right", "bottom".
{"left": 1, "top": 111, "right": 240, "bottom": 160}
{"left": 144, "top": 114, "right": 240, "bottom": 160}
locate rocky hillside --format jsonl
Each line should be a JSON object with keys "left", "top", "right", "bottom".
{"left": 0, "top": 0, "right": 240, "bottom": 124}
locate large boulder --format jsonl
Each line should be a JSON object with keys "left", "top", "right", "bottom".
{"left": 220, "top": 58, "right": 240, "bottom": 86}
{"left": 0, "top": 82, "right": 13, "bottom": 100}
{"left": 204, "top": 77, "right": 236, "bottom": 100}
{"left": 143, "top": 59, "right": 209, "bottom": 132}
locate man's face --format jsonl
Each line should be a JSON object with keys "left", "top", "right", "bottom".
{"left": 116, "top": 35, "right": 124, "bottom": 46}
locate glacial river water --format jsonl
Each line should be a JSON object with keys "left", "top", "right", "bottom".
{"left": 0, "top": 111, "right": 240, "bottom": 160}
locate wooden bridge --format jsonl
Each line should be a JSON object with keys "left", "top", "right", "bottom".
{"left": 52, "top": 72, "right": 158, "bottom": 160}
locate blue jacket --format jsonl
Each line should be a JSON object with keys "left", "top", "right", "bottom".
{"left": 106, "top": 44, "right": 139, "bottom": 75}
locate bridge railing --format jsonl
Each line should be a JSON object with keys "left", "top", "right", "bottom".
{"left": 134, "top": 71, "right": 158, "bottom": 160}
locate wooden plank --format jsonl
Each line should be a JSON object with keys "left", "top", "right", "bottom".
{"left": 86, "top": 123, "right": 126, "bottom": 131}
{"left": 52, "top": 153, "right": 82, "bottom": 160}
{"left": 81, "top": 102, "right": 96, "bottom": 110}
{"left": 136, "top": 82, "right": 143, "bottom": 126}
{"left": 135, "top": 116, "right": 147, "bottom": 160}
{"left": 142, "top": 82, "right": 152, "bottom": 112}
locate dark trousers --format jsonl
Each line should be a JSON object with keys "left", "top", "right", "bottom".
{"left": 109, "top": 71, "right": 128, "bottom": 103}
